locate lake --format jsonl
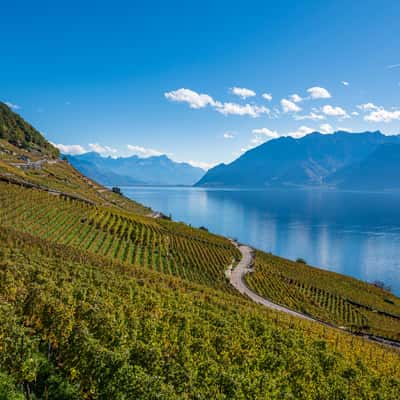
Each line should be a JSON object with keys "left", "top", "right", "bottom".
{"left": 123, "top": 186, "right": 400, "bottom": 295}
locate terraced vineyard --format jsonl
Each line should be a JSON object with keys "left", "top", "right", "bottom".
{"left": 1, "top": 225, "right": 400, "bottom": 399}
{"left": 1, "top": 100, "right": 400, "bottom": 398}
{"left": 0, "top": 138, "right": 150, "bottom": 216}
{"left": 0, "top": 182, "right": 240, "bottom": 290}
{"left": 246, "top": 251, "right": 400, "bottom": 340}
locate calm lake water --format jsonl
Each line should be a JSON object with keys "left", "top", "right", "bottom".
{"left": 123, "top": 187, "right": 400, "bottom": 295}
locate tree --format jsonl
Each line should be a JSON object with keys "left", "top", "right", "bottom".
{"left": 112, "top": 186, "right": 123, "bottom": 195}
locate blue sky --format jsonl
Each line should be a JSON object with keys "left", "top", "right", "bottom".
{"left": 2, "top": 0, "right": 400, "bottom": 169}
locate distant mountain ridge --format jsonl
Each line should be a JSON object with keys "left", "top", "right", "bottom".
{"left": 327, "top": 143, "right": 400, "bottom": 190}
{"left": 196, "top": 131, "right": 400, "bottom": 190}
{"left": 67, "top": 152, "right": 205, "bottom": 186}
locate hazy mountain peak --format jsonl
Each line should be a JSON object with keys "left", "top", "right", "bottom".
{"left": 67, "top": 151, "right": 205, "bottom": 186}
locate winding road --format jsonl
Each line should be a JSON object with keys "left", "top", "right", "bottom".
{"left": 229, "top": 244, "right": 314, "bottom": 321}
{"left": 228, "top": 242, "right": 400, "bottom": 349}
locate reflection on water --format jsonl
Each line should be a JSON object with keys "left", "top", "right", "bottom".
{"left": 124, "top": 187, "right": 400, "bottom": 295}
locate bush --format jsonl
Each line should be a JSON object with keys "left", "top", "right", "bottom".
{"left": 112, "top": 186, "right": 123, "bottom": 195}
{"left": 0, "top": 372, "right": 24, "bottom": 400}
{"left": 372, "top": 280, "right": 392, "bottom": 293}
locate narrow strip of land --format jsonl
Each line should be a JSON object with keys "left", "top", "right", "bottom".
{"left": 228, "top": 242, "right": 400, "bottom": 350}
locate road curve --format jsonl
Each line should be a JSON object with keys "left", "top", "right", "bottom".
{"left": 229, "top": 244, "right": 314, "bottom": 321}
{"left": 228, "top": 242, "right": 400, "bottom": 349}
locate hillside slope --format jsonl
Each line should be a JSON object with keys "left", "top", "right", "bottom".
{"left": 1, "top": 226, "right": 399, "bottom": 399}
{"left": 0, "top": 111, "right": 400, "bottom": 398}
{"left": 0, "top": 102, "right": 59, "bottom": 157}
{"left": 328, "top": 143, "right": 400, "bottom": 190}
{"left": 196, "top": 131, "right": 400, "bottom": 188}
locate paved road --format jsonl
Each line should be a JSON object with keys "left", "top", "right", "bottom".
{"left": 228, "top": 243, "right": 400, "bottom": 349}
{"left": 229, "top": 244, "right": 315, "bottom": 321}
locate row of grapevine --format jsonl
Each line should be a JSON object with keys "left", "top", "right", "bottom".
{"left": 246, "top": 251, "right": 400, "bottom": 340}
{"left": 0, "top": 182, "right": 239, "bottom": 290}
{"left": 0, "top": 224, "right": 399, "bottom": 399}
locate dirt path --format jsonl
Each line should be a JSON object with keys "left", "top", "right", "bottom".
{"left": 228, "top": 242, "right": 400, "bottom": 349}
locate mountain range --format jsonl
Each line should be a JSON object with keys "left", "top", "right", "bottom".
{"left": 66, "top": 152, "right": 204, "bottom": 186}
{"left": 196, "top": 131, "right": 400, "bottom": 190}
{"left": 3, "top": 97, "right": 399, "bottom": 192}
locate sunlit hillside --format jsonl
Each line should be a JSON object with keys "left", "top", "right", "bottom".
{"left": 0, "top": 103, "right": 399, "bottom": 398}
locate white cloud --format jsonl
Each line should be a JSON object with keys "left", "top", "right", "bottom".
{"left": 215, "top": 102, "right": 269, "bottom": 117}
{"left": 337, "top": 127, "right": 353, "bottom": 132}
{"left": 252, "top": 127, "right": 279, "bottom": 140}
{"left": 341, "top": 81, "right": 349, "bottom": 86}
{"left": 388, "top": 64, "right": 400, "bottom": 69}
{"left": 262, "top": 92, "right": 273, "bottom": 101}
{"left": 307, "top": 86, "right": 331, "bottom": 99}
{"left": 290, "top": 94, "right": 303, "bottom": 103}
{"left": 294, "top": 112, "right": 325, "bottom": 121}
{"left": 288, "top": 126, "right": 314, "bottom": 138}
{"left": 357, "top": 102, "right": 379, "bottom": 111}
{"left": 231, "top": 87, "right": 256, "bottom": 99}
{"left": 250, "top": 136, "right": 266, "bottom": 145}
{"left": 53, "top": 143, "right": 86, "bottom": 155}
{"left": 351, "top": 111, "right": 359, "bottom": 116}
{"left": 165, "top": 88, "right": 272, "bottom": 118}
{"left": 239, "top": 128, "right": 280, "bottom": 155}
{"left": 88, "top": 143, "right": 118, "bottom": 156}
{"left": 281, "top": 98, "right": 302, "bottom": 113}
{"left": 240, "top": 145, "right": 254, "bottom": 153}
{"left": 319, "top": 123, "right": 334, "bottom": 134}
{"left": 321, "top": 105, "right": 349, "bottom": 118}
{"left": 126, "top": 144, "right": 166, "bottom": 157}
{"left": 356, "top": 102, "right": 400, "bottom": 122}
{"left": 364, "top": 107, "right": 400, "bottom": 123}
{"left": 186, "top": 160, "right": 216, "bottom": 170}
{"left": 164, "top": 88, "right": 217, "bottom": 109}
{"left": 223, "top": 132, "right": 235, "bottom": 139}
{"left": 5, "top": 101, "right": 20, "bottom": 110}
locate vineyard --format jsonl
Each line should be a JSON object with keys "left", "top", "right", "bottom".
{"left": 246, "top": 251, "right": 400, "bottom": 340}
{"left": 0, "top": 137, "right": 150, "bottom": 216}
{"left": 0, "top": 226, "right": 399, "bottom": 399}
{"left": 0, "top": 181, "right": 240, "bottom": 290}
{"left": 1, "top": 99, "right": 400, "bottom": 398}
